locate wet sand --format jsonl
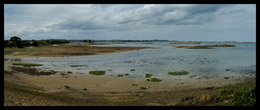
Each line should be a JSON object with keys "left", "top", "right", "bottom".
{"left": 4, "top": 60, "right": 255, "bottom": 106}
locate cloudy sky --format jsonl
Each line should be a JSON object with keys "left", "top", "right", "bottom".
{"left": 4, "top": 4, "right": 256, "bottom": 41}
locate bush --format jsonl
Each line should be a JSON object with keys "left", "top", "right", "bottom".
{"left": 223, "top": 86, "right": 256, "bottom": 106}
{"left": 31, "top": 41, "right": 39, "bottom": 46}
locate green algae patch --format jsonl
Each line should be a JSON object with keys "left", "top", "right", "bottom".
{"left": 12, "top": 63, "right": 43, "bottom": 67}
{"left": 70, "top": 65, "right": 87, "bottom": 67}
{"left": 130, "top": 69, "right": 135, "bottom": 71}
{"left": 89, "top": 70, "right": 106, "bottom": 75}
{"left": 145, "top": 74, "right": 153, "bottom": 78}
{"left": 107, "top": 69, "right": 113, "bottom": 71}
{"left": 117, "top": 74, "right": 124, "bottom": 77}
{"left": 168, "top": 71, "right": 189, "bottom": 76}
{"left": 151, "top": 78, "right": 162, "bottom": 82}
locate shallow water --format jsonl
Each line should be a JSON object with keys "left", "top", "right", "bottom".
{"left": 21, "top": 42, "right": 256, "bottom": 79}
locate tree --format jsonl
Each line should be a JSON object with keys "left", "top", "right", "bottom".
{"left": 10, "top": 36, "right": 24, "bottom": 48}
{"left": 31, "top": 41, "right": 39, "bottom": 46}
{"left": 10, "top": 36, "right": 21, "bottom": 42}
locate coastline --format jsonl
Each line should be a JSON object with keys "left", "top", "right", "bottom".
{"left": 4, "top": 43, "right": 256, "bottom": 106}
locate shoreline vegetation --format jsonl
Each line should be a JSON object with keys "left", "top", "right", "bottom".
{"left": 177, "top": 43, "right": 235, "bottom": 49}
{"left": 169, "top": 41, "right": 201, "bottom": 44}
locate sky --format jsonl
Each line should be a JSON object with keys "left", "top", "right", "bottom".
{"left": 4, "top": 4, "right": 256, "bottom": 41}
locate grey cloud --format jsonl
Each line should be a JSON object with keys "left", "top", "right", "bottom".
{"left": 45, "top": 4, "right": 248, "bottom": 32}
{"left": 114, "top": 4, "right": 228, "bottom": 26}
{"left": 51, "top": 18, "right": 107, "bottom": 31}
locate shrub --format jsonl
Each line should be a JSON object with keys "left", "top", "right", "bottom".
{"left": 222, "top": 86, "right": 256, "bottom": 106}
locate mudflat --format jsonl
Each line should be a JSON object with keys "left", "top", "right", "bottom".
{"left": 4, "top": 43, "right": 152, "bottom": 57}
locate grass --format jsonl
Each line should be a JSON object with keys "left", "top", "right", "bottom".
{"left": 151, "top": 78, "right": 162, "bottom": 82}
{"left": 145, "top": 74, "right": 153, "bottom": 78}
{"left": 117, "top": 74, "right": 124, "bottom": 77}
{"left": 168, "top": 71, "right": 189, "bottom": 76}
{"left": 89, "top": 70, "right": 106, "bottom": 75}
{"left": 12, "top": 63, "right": 43, "bottom": 67}
{"left": 70, "top": 65, "right": 87, "bottom": 67}
{"left": 215, "top": 82, "right": 256, "bottom": 106}
{"left": 130, "top": 69, "right": 135, "bottom": 71}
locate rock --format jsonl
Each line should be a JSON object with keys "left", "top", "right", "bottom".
{"left": 146, "top": 78, "right": 151, "bottom": 81}
{"left": 64, "top": 86, "right": 70, "bottom": 89}
{"left": 191, "top": 101, "right": 197, "bottom": 105}
{"left": 137, "top": 93, "right": 144, "bottom": 98}
{"left": 199, "top": 94, "right": 212, "bottom": 102}
{"left": 205, "top": 87, "right": 214, "bottom": 90}
{"left": 140, "top": 86, "right": 147, "bottom": 90}
{"left": 226, "top": 69, "right": 229, "bottom": 71}
{"left": 147, "top": 103, "right": 162, "bottom": 106}
{"left": 224, "top": 77, "right": 230, "bottom": 79}
{"left": 111, "top": 92, "right": 119, "bottom": 94}
{"left": 83, "top": 88, "right": 87, "bottom": 91}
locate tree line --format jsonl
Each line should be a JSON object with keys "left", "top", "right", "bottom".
{"left": 4, "top": 36, "right": 69, "bottom": 48}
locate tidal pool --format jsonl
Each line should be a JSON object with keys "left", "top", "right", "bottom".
{"left": 21, "top": 42, "right": 256, "bottom": 79}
